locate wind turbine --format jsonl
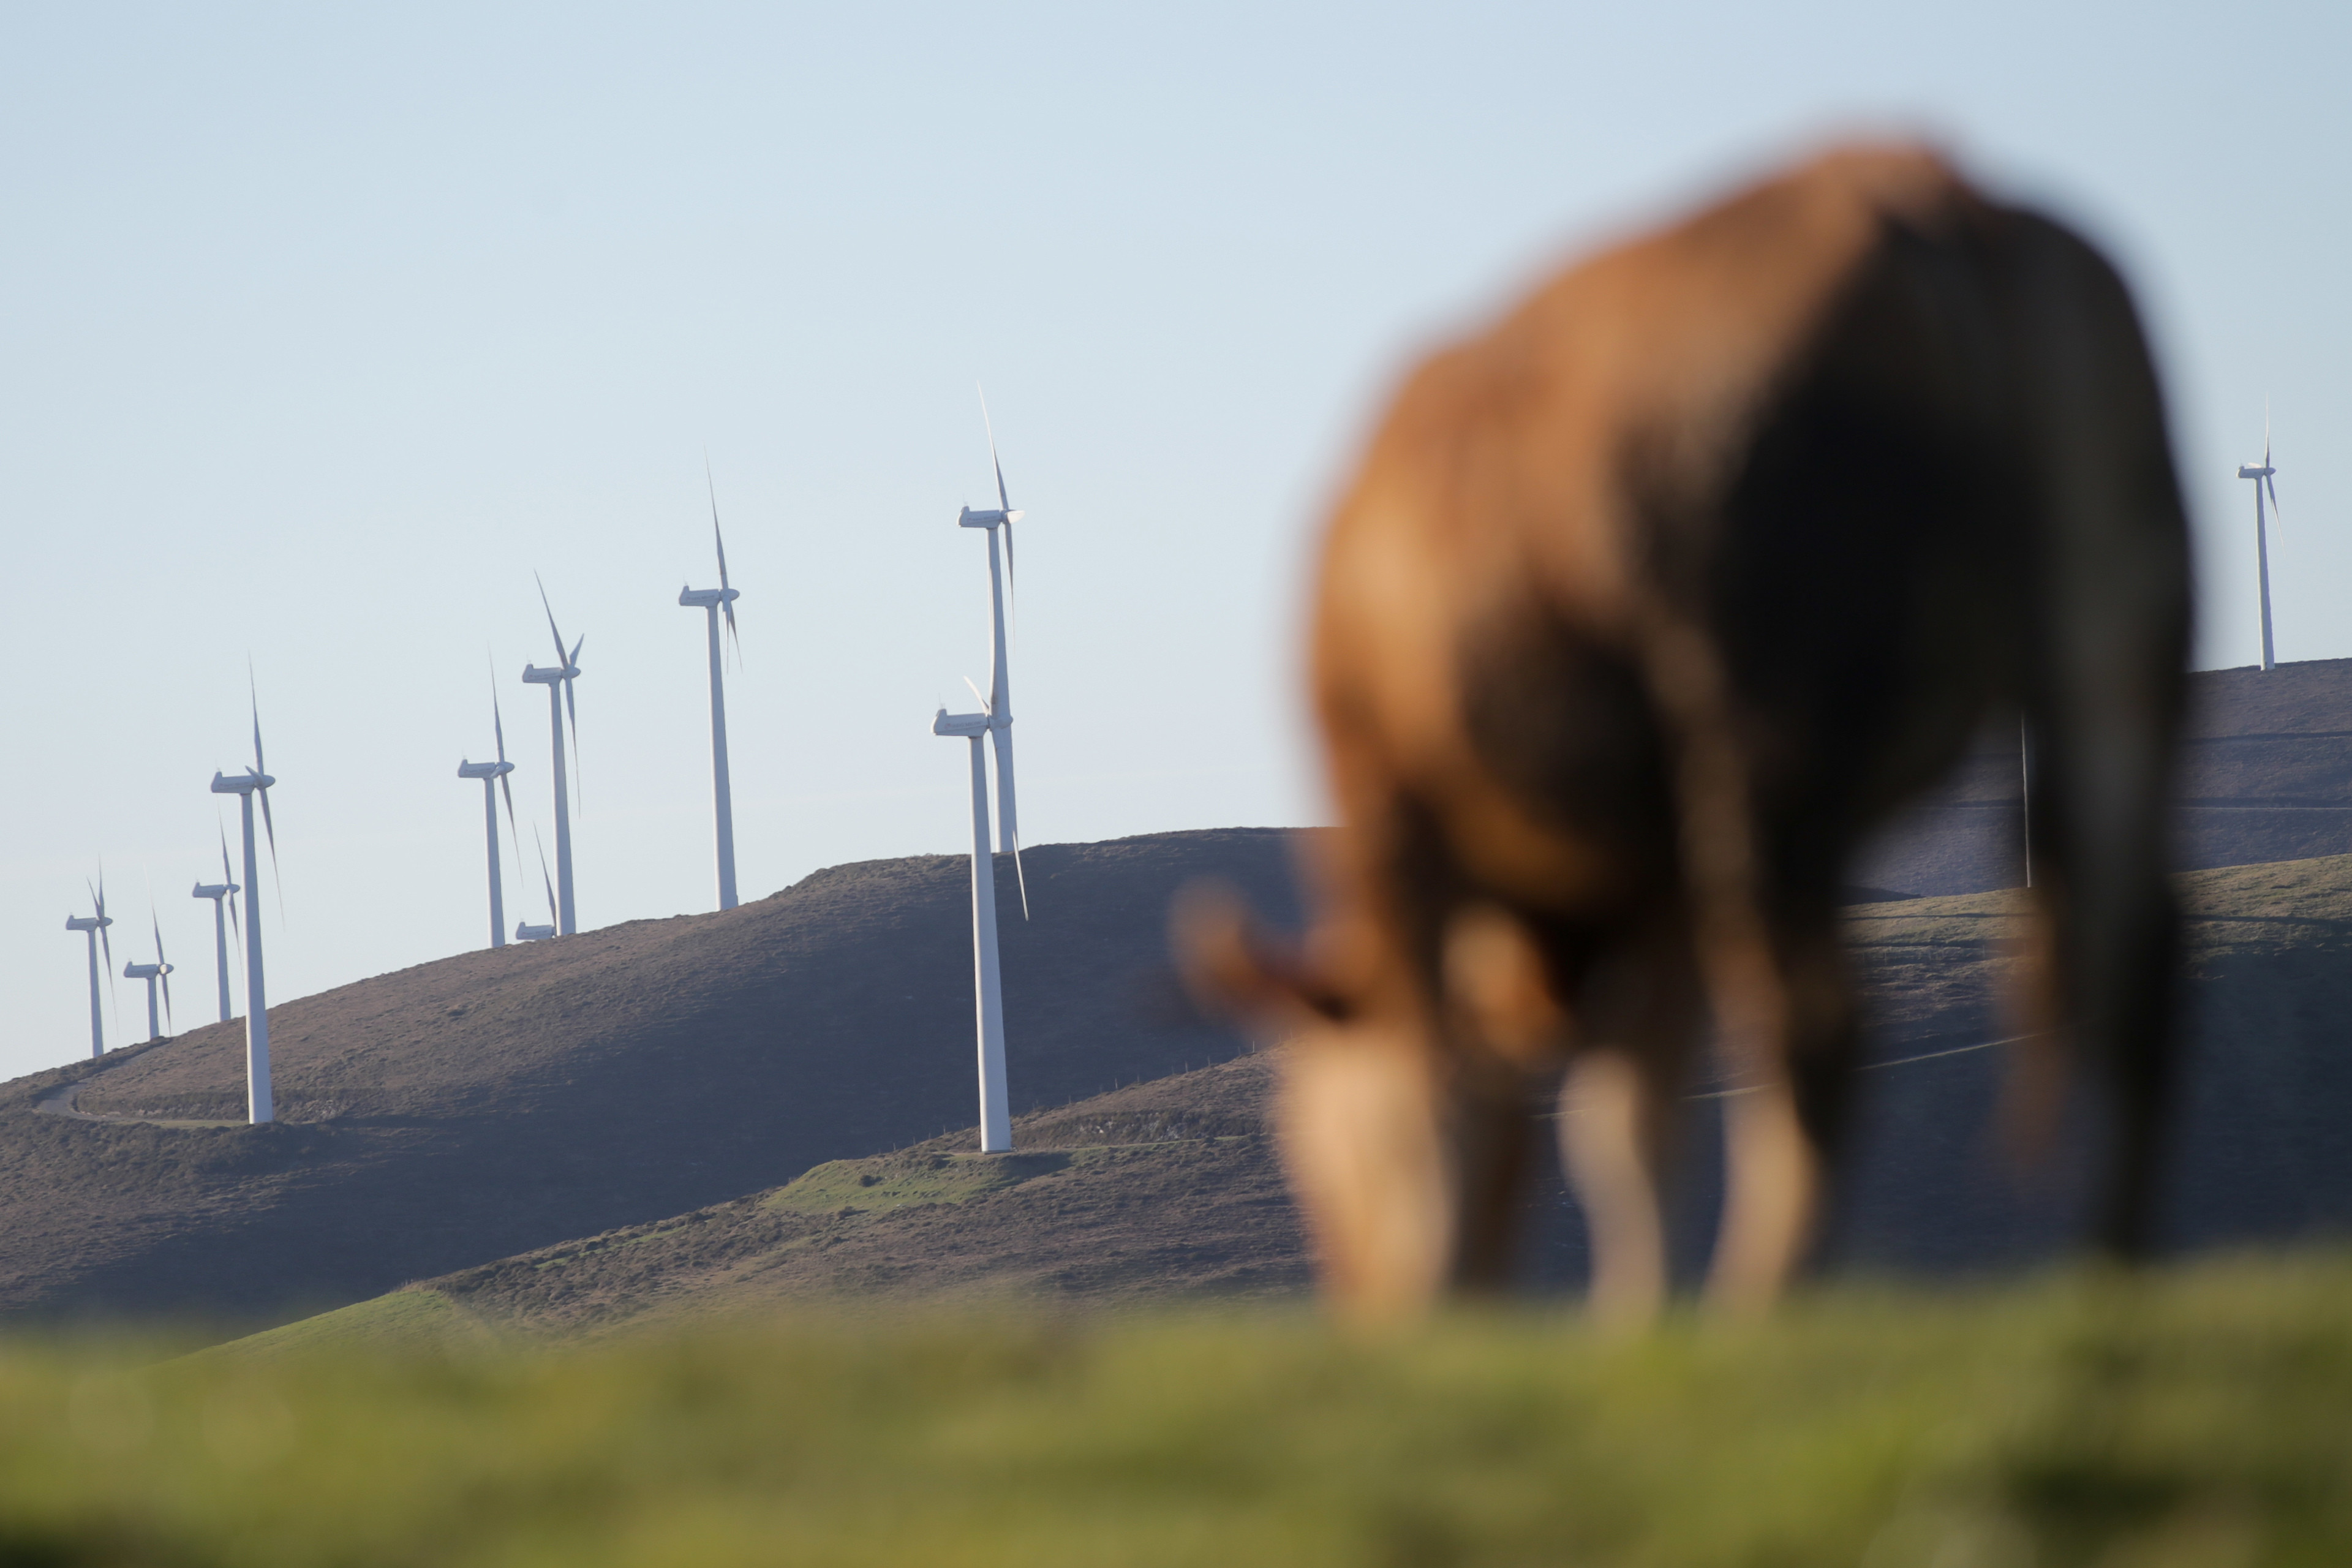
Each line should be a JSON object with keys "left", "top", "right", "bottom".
{"left": 956, "top": 392, "right": 1030, "bottom": 918}
{"left": 209, "top": 685, "right": 281, "bottom": 1124}
{"left": 678, "top": 464, "right": 744, "bottom": 910}
{"left": 522, "top": 577, "right": 584, "bottom": 935}
{"left": 63, "top": 875, "right": 115, "bottom": 1059}
{"left": 458, "top": 679, "right": 523, "bottom": 948}
{"left": 191, "top": 826, "right": 241, "bottom": 1024}
{"left": 123, "top": 912, "right": 175, "bottom": 1043}
{"left": 515, "top": 827, "right": 559, "bottom": 942}
{"left": 935, "top": 685, "right": 1012, "bottom": 1154}
{"left": 2239, "top": 418, "right": 2283, "bottom": 673}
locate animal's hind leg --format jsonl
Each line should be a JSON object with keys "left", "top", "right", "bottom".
{"left": 1705, "top": 925, "right": 1861, "bottom": 1313}
{"left": 1554, "top": 937, "right": 1702, "bottom": 1325}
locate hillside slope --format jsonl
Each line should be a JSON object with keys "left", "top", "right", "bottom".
{"left": 0, "top": 829, "right": 1299, "bottom": 1329}
{"left": 1861, "top": 657, "right": 2352, "bottom": 894}
{"left": 251, "top": 853, "right": 2352, "bottom": 1348}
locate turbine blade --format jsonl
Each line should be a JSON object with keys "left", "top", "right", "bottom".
{"left": 153, "top": 910, "right": 164, "bottom": 967}
{"left": 162, "top": 967, "right": 173, "bottom": 1033}
{"left": 963, "top": 675, "right": 990, "bottom": 715}
{"left": 979, "top": 385, "right": 1011, "bottom": 514}
{"left": 1003, "top": 516, "right": 1019, "bottom": 649}
{"left": 535, "top": 573, "right": 568, "bottom": 666}
{"left": 492, "top": 658, "right": 511, "bottom": 766}
{"left": 249, "top": 667, "right": 266, "bottom": 778}
{"left": 499, "top": 769, "right": 520, "bottom": 846}
{"left": 534, "top": 826, "right": 558, "bottom": 925}
{"left": 258, "top": 786, "right": 284, "bottom": 918}
{"left": 1010, "top": 830, "right": 1030, "bottom": 923}
{"left": 219, "top": 821, "right": 235, "bottom": 890}
{"left": 707, "top": 459, "right": 732, "bottom": 594}
{"left": 706, "top": 460, "right": 742, "bottom": 661}
{"left": 563, "top": 638, "right": 582, "bottom": 809}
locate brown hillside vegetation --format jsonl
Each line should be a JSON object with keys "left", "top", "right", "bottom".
{"left": 0, "top": 830, "right": 1300, "bottom": 1330}
{"left": 238, "top": 852, "right": 2352, "bottom": 1349}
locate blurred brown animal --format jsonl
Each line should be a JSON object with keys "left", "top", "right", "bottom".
{"left": 1179, "top": 143, "right": 2191, "bottom": 1323}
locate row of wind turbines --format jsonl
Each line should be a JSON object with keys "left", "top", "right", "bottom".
{"left": 62, "top": 403, "right": 1041, "bottom": 1150}
{"left": 59, "top": 417, "right": 2296, "bottom": 1147}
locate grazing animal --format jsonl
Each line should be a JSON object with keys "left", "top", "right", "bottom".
{"left": 1180, "top": 143, "right": 2192, "bottom": 1323}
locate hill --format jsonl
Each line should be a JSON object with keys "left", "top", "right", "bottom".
{"left": 7, "top": 657, "right": 2352, "bottom": 1340}
{"left": 0, "top": 829, "right": 1300, "bottom": 1330}
{"left": 239, "top": 851, "right": 2352, "bottom": 1348}
{"left": 1861, "top": 657, "right": 2352, "bottom": 894}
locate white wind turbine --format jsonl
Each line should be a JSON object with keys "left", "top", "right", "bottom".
{"left": 515, "top": 827, "right": 559, "bottom": 942}
{"left": 678, "top": 466, "right": 744, "bottom": 911}
{"left": 63, "top": 874, "right": 116, "bottom": 1059}
{"left": 957, "top": 392, "right": 1031, "bottom": 918}
{"left": 935, "top": 679, "right": 1012, "bottom": 1154}
{"left": 190, "top": 826, "right": 241, "bottom": 1023}
{"left": 522, "top": 577, "right": 584, "bottom": 935}
{"left": 2239, "top": 415, "right": 2283, "bottom": 673}
{"left": 123, "top": 911, "right": 175, "bottom": 1044}
{"left": 457, "top": 678, "right": 524, "bottom": 948}
{"left": 209, "top": 686, "right": 282, "bottom": 1124}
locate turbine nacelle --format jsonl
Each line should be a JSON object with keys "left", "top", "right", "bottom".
{"left": 65, "top": 914, "right": 110, "bottom": 933}
{"left": 521, "top": 662, "right": 578, "bottom": 686}
{"left": 192, "top": 881, "right": 237, "bottom": 899}
{"left": 2239, "top": 464, "right": 2276, "bottom": 480}
{"left": 933, "top": 707, "right": 990, "bottom": 739}
{"left": 457, "top": 759, "right": 516, "bottom": 780}
{"left": 514, "top": 922, "right": 557, "bottom": 941}
{"left": 958, "top": 505, "right": 1024, "bottom": 529}
{"left": 677, "top": 586, "right": 741, "bottom": 609}
{"left": 124, "top": 960, "right": 171, "bottom": 980}
{"left": 211, "top": 768, "right": 276, "bottom": 796}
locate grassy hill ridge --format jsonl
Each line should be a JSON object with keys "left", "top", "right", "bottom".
{"left": 227, "top": 853, "right": 2352, "bottom": 1353}
{"left": 0, "top": 829, "right": 1300, "bottom": 1332}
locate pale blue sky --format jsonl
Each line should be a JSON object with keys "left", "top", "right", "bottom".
{"left": 4, "top": 2, "right": 2345, "bottom": 1078}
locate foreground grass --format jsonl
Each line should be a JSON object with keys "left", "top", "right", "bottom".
{"left": 6, "top": 1254, "right": 2352, "bottom": 1567}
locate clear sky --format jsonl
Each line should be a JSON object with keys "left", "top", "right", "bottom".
{"left": 3, "top": 1, "right": 2345, "bottom": 1080}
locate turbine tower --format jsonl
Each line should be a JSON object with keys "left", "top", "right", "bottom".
{"left": 190, "top": 827, "right": 241, "bottom": 1024}
{"left": 2238, "top": 423, "right": 2282, "bottom": 673}
{"left": 956, "top": 393, "right": 1030, "bottom": 917}
{"left": 515, "top": 827, "right": 559, "bottom": 941}
{"left": 209, "top": 688, "right": 281, "bottom": 1124}
{"left": 123, "top": 913, "right": 174, "bottom": 1043}
{"left": 63, "top": 876, "right": 115, "bottom": 1059}
{"left": 522, "top": 578, "right": 584, "bottom": 935}
{"left": 678, "top": 466, "right": 744, "bottom": 910}
{"left": 458, "top": 681, "right": 522, "bottom": 948}
{"left": 935, "top": 695, "right": 1012, "bottom": 1153}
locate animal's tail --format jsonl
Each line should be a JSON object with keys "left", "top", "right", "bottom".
{"left": 2005, "top": 213, "right": 2192, "bottom": 1258}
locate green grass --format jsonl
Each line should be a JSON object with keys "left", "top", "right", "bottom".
{"left": 762, "top": 1148, "right": 1077, "bottom": 1213}
{"left": 7, "top": 1252, "right": 2352, "bottom": 1566}
{"left": 183, "top": 1287, "right": 501, "bottom": 1360}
